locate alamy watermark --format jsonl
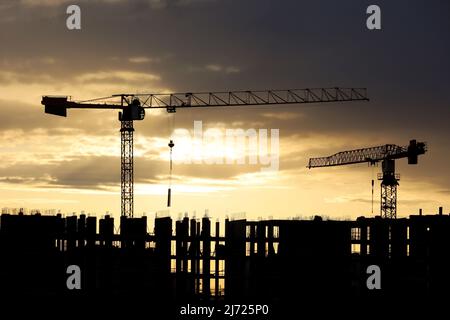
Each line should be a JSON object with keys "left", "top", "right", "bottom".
{"left": 366, "top": 5, "right": 381, "bottom": 30}
{"left": 66, "top": 5, "right": 81, "bottom": 30}
{"left": 366, "top": 264, "right": 381, "bottom": 289}
{"left": 171, "top": 121, "right": 279, "bottom": 172}
{"left": 66, "top": 265, "right": 81, "bottom": 290}
{"left": 66, "top": 4, "right": 381, "bottom": 31}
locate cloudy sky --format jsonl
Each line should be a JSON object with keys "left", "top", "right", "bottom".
{"left": 1, "top": 0, "right": 449, "bottom": 220}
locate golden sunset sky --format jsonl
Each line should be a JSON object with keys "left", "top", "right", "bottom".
{"left": 1, "top": 0, "right": 449, "bottom": 221}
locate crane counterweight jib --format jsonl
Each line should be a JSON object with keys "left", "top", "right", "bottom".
{"left": 42, "top": 96, "right": 68, "bottom": 117}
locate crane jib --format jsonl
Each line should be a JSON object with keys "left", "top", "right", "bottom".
{"left": 42, "top": 88, "right": 369, "bottom": 116}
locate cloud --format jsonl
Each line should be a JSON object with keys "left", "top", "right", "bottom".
{"left": 20, "top": 0, "right": 71, "bottom": 6}
{"left": 349, "top": 198, "right": 435, "bottom": 206}
{"left": 19, "top": 0, "right": 217, "bottom": 8}
{"left": 128, "top": 56, "right": 156, "bottom": 64}
{"left": 261, "top": 112, "right": 302, "bottom": 120}
{"left": 0, "top": 99, "right": 117, "bottom": 134}
{"left": 0, "top": 71, "right": 54, "bottom": 85}
{"left": 146, "top": 0, "right": 217, "bottom": 9}
{"left": 190, "top": 64, "right": 241, "bottom": 74}
{"left": 206, "top": 64, "right": 222, "bottom": 72}
{"left": 0, "top": 176, "right": 53, "bottom": 184}
{"left": 75, "top": 70, "right": 160, "bottom": 84}
{"left": 0, "top": 156, "right": 120, "bottom": 190}
{"left": 225, "top": 66, "right": 240, "bottom": 74}
{"left": 0, "top": 151, "right": 271, "bottom": 191}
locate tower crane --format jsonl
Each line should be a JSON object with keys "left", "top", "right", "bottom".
{"left": 307, "top": 140, "right": 427, "bottom": 219}
{"left": 42, "top": 87, "right": 369, "bottom": 218}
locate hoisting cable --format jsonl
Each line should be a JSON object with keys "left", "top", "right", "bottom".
{"left": 371, "top": 164, "right": 375, "bottom": 215}
{"left": 167, "top": 139, "right": 174, "bottom": 207}
{"left": 167, "top": 110, "right": 176, "bottom": 207}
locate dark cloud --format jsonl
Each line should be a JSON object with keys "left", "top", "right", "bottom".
{"left": 0, "top": 176, "right": 51, "bottom": 184}
{"left": 1, "top": 0, "right": 449, "bottom": 139}
{"left": 0, "top": 154, "right": 266, "bottom": 190}
{"left": 0, "top": 99, "right": 117, "bottom": 135}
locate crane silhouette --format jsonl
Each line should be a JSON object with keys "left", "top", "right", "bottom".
{"left": 42, "top": 87, "right": 369, "bottom": 217}
{"left": 308, "top": 140, "right": 427, "bottom": 219}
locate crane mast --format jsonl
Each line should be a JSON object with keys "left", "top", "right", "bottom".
{"left": 42, "top": 87, "right": 369, "bottom": 218}
{"left": 120, "top": 120, "right": 134, "bottom": 219}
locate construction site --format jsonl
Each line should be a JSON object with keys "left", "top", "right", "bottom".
{"left": 2, "top": 87, "right": 447, "bottom": 305}
{"left": 2, "top": 2, "right": 449, "bottom": 318}
{"left": 1, "top": 206, "right": 450, "bottom": 300}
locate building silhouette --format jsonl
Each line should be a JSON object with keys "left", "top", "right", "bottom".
{"left": 1, "top": 208, "right": 449, "bottom": 308}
